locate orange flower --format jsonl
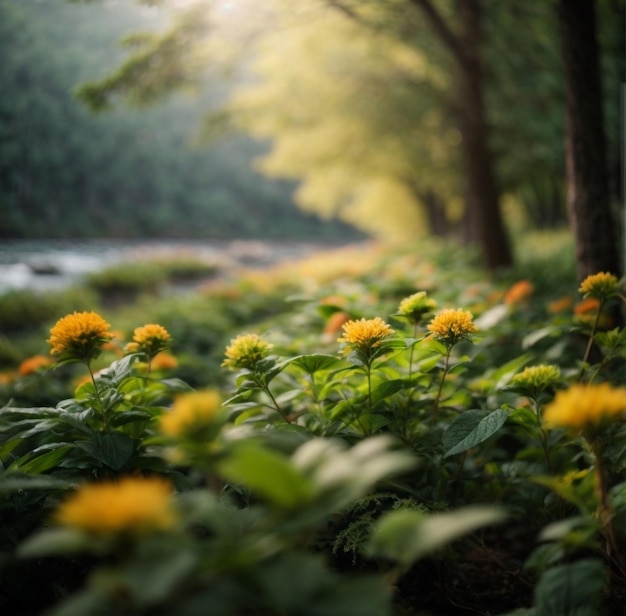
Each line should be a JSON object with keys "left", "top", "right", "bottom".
{"left": 18, "top": 354, "right": 53, "bottom": 376}
{"left": 48, "top": 311, "right": 112, "bottom": 362}
{"left": 504, "top": 280, "right": 534, "bottom": 305}
{"left": 150, "top": 352, "right": 179, "bottom": 371}
{"left": 574, "top": 298, "right": 600, "bottom": 315}
{"left": 548, "top": 296, "right": 574, "bottom": 313}
{"left": 324, "top": 311, "right": 351, "bottom": 335}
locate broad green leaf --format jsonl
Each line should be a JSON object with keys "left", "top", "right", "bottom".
{"left": 0, "top": 475, "right": 70, "bottom": 493}
{"left": 217, "top": 443, "right": 313, "bottom": 509}
{"left": 443, "top": 408, "right": 508, "bottom": 457}
{"left": 75, "top": 431, "right": 135, "bottom": 471}
{"left": 534, "top": 559, "right": 606, "bottom": 616}
{"left": 367, "top": 505, "right": 506, "bottom": 567}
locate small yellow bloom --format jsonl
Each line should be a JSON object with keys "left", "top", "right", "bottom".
{"left": 48, "top": 311, "right": 112, "bottom": 360}
{"left": 127, "top": 324, "right": 171, "bottom": 358}
{"left": 222, "top": 333, "right": 274, "bottom": 371}
{"left": 337, "top": 317, "right": 395, "bottom": 349}
{"left": 504, "top": 280, "right": 534, "bottom": 305}
{"left": 397, "top": 291, "right": 437, "bottom": 324}
{"left": 427, "top": 308, "right": 477, "bottom": 347}
{"left": 160, "top": 390, "right": 222, "bottom": 438}
{"left": 543, "top": 383, "right": 626, "bottom": 432}
{"left": 579, "top": 272, "right": 619, "bottom": 302}
{"left": 18, "top": 354, "right": 53, "bottom": 376}
{"left": 54, "top": 476, "right": 175, "bottom": 535}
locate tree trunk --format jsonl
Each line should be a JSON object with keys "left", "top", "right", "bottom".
{"left": 413, "top": 0, "right": 513, "bottom": 271}
{"left": 558, "top": 0, "right": 622, "bottom": 280}
{"left": 457, "top": 0, "right": 513, "bottom": 271}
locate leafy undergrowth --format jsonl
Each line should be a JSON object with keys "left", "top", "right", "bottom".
{"left": 1, "top": 233, "right": 626, "bottom": 615}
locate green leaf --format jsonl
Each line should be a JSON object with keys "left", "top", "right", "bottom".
{"left": 75, "top": 431, "right": 135, "bottom": 470}
{"left": 370, "top": 379, "right": 411, "bottom": 404}
{"left": 0, "top": 475, "right": 71, "bottom": 494}
{"left": 534, "top": 559, "right": 606, "bottom": 616}
{"left": 367, "top": 505, "right": 506, "bottom": 568}
{"left": 8, "top": 445, "right": 74, "bottom": 474}
{"left": 287, "top": 354, "right": 344, "bottom": 373}
{"left": 217, "top": 443, "right": 314, "bottom": 509}
{"left": 443, "top": 408, "right": 508, "bottom": 458}
{"left": 18, "top": 527, "right": 96, "bottom": 558}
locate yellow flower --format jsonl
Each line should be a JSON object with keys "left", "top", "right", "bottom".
{"left": 160, "top": 390, "right": 222, "bottom": 438}
{"left": 504, "top": 280, "right": 534, "bottom": 305}
{"left": 18, "top": 354, "right": 53, "bottom": 376}
{"left": 127, "top": 324, "right": 171, "bottom": 358}
{"left": 427, "top": 308, "right": 477, "bottom": 347}
{"left": 510, "top": 365, "right": 560, "bottom": 398}
{"left": 54, "top": 476, "right": 175, "bottom": 535}
{"left": 579, "top": 272, "right": 619, "bottom": 302}
{"left": 397, "top": 291, "right": 437, "bottom": 325}
{"left": 48, "top": 311, "right": 112, "bottom": 361}
{"left": 222, "top": 333, "right": 274, "bottom": 371}
{"left": 337, "top": 317, "right": 395, "bottom": 349}
{"left": 543, "top": 383, "right": 626, "bottom": 432}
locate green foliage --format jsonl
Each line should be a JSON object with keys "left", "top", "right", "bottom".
{"left": 3, "top": 236, "right": 626, "bottom": 613}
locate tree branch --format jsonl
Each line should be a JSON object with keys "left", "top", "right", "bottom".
{"left": 409, "top": 0, "right": 468, "bottom": 69}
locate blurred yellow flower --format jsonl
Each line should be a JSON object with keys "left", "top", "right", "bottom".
{"left": 504, "top": 280, "right": 534, "bottom": 305}
{"left": 222, "top": 333, "right": 274, "bottom": 371}
{"left": 160, "top": 390, "right": 222, "bottom": 438}
{"left": 543, "top": 383, "right": 626, "bottom": 432}
{"left": 397, "top": 291, "right": 437, "bottom": 324}
{"left": 18, "top": 354, "right": 53, "bottom": 376}
{"left": 48, "top": 311, "right": 112, "bottom": 360}
{"left": 337, "top": 317, "right": 394, "bottom": 349}
{"left": 579, "top": 272, "right": 619, "bottom": 302}
{"left": 127, "top": 324, "right": 171, "bottom": 358}
{"left": 54, "top": 476, "right": 175, "bottom": 535}
{"left": 427, "top": 308, "right": 477, "bottom": 346}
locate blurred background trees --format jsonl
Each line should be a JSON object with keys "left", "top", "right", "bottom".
{"left": 2, "top": 0, "right": 623, "bottom": 276}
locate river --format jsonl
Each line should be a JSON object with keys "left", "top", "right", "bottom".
{"left": 0, "top": 238, "right": 355, "bottom": 295}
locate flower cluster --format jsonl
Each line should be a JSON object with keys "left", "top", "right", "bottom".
{"left": 543, "top": 383, "right": 626, "bottom": 433}
{"left": 125, "top": 324, "right": 171, "bottom": 358}
{"left": 397, "top": 291, "right": 437, "bottom": 325}
{"left": 578, "top": 272, "right": 619, "bottom": 303}
{"left": 160, "top": 390, "right": 222, "bottom": 438}
{"left": 338, "top": 317, "right": 395, "bottom": 350}
{"left": 510, "top": 364, "right": 561, "bottom": 400}
{"left": 54, "top": 476, "right": 175, "bottom": 535}
{"left": 222, "top": 333, "right": 274, "bottom": 371}
{"left": 427, "top": 308, "right": 477, "bottom": 348}
{"left": 48, "top": 311, "right": 112, "bottom": 362}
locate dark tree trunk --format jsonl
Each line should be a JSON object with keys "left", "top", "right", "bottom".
{"left": 558, "top": 0, "right": 622, "bottom": 280}
{"left": 414, "top": 0, "right": 513, "bottom": 271}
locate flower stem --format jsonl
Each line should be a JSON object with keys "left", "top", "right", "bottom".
{"left": 579, "top": 302, "right": 603, "bottom": 381}
{"left": 432, "top": 348, "right": 451, "bottom": 425}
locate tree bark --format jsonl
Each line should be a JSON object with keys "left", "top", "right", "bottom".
{"left": 558, "top": 0, "right": 622, "bottom": 280}
{"left": 414, "top": 0, "right": 513, "bottom": 271}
